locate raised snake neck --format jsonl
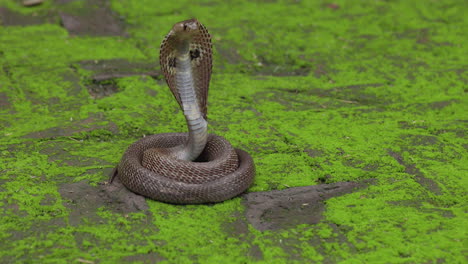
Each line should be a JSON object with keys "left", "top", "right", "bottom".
{"left": 167, "top": 36, "right": 208, "bottom": 160}
{"left": 159, "top": 19, "right": 211, "bottom": 161}
{"left": 113, "top": 19, "right": 255, "bottom": 204}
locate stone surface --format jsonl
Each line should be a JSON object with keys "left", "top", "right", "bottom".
{"left": 243, "top": 182, "right": 366, "bottom": 231}
{"left": 0, "top": 0, "right": 465, "bottom": 263}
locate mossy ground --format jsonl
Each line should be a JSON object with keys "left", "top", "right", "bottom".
{"left": 0, "top": 0, "right": 466, "bottom": 263}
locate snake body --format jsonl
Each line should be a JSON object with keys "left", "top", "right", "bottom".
{"left": 113, "top": 19, "right": 255, "bottom": 204}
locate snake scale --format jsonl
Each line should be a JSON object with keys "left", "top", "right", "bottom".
{"left": 111, "top": 19, "right": 255, "bottom": 204}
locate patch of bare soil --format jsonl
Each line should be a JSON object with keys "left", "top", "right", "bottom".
{"left": 253, "top": 83, "right": 389, "bottom": 112}
{"left": 77, "top": 59, "right": 159, "bottom": 98}
{"left": 0, "top": 0, "right": 127, "bottom": 37}
{"left": 59, "top": 9, "right": 125, "bottom": 36}
{"left": 59, "top": 177, "right": 149, "bottom": 226}
{"left": 242, "top": 181, "right": 367, "bottom": 231}
{"left": 24, "top": 114, "right": 119, "bottom": 139}
{"left": 0, "top": 6, "right": 55, "bottom": 26}
{"left": 388, "top": 150, "right": 442, "bottom": 195}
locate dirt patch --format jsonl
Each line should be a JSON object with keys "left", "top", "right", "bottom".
{"left": 401, "top": 134, "right": 440, "bottom": 146}
{"left": 12, "top": 217, "right": 66, "bottom": 241}
{"left": 60, "top": 67, "right": 85, "bottom": 89}
{"left": 242, "top": 181, "right": 367, "bottom": 231}
{"left": 428, "top": 99, "right": 458, "bottom": 110}
{"left": 122, "top": 253, "right": 165, "bottom": 264}
{"left": 312, "top": 62, "right": 330, "bottom": 78}
{"left": 0, "top": 92, "right": 11, "bottom": 109}
{"left": 59, "top": 6, "right": 126, "bottom": 37}
{"left": 398, "top": 120, "right": 429, "bottom": 130}
{"left": 0, "top": 0, "right": 127, "bottom": 37}
{"left": 58, "top": 0, "right": 126, "bottom": 37}
{"left": 22, "top": 0, "right": 45, "bottom": 7}
{"left": 77, "top": 59, "right": 159, "bottom": 98}
{"left": 215, "top": 40, "right": 248, "bottom": 66}
{"left": 309, "top": 83, "right": 389, "bottom": 106}
{"left": 0, "top": 6, "right": 55, "bottom": 26}
{"left": 388, "top": 150, "right": 442, "bottom": 195}
{"left": 304, "top": 148, "right": 324, "bottom": 158}
{"left": 86, "top": 78, "right": 120, "bottom": 99}
{"left": 256, "top": 57, "right": 311, "bottom": 76}
{"left": 59, "top": 177, "right": 149, "bottom": 226}
{"left": 253, "top": 82, "right": 389, "bottom": 111}
{"left": 405, "top": 99, "right": 460, "bottom": 112}
{"left": 388, "top": 200, "right": 455, "bottom": 218}
{"left": 78, "top": 59, "right": 159, "bottom": 81}
{"left": 39, "top": 141, "right": 111, "bottom": 168}
{"left": 24, "top": 114, "right": 119, "bottom": 139}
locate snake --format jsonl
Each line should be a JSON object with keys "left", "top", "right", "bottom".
{"left": 111, "top": 19, "right": 255, "bottom": 204}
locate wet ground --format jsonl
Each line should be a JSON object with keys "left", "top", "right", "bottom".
{"left": 0, "top": 0, "right": 466, "bottom": 263}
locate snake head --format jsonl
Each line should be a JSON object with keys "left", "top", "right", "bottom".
{"left": 171, "top": 18, "right": 200, "bottom": 40}
{"left": 160, "top": 18, "right": 212, "bottom": 120}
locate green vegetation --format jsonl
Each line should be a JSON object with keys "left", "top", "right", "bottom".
{"left": 0, "top": 0, "right": 466, "bottom": 263}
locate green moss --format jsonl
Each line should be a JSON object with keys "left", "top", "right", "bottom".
{"left": 1, "top": 0, "right": 467, "bottom": 262}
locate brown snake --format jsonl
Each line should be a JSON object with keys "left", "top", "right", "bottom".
{"left": 111, "top": 19, "right": 255, "bottom": 204}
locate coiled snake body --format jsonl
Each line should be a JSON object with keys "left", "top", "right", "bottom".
{"left": 112, "top": 19, "right": 255, "bottom": 204}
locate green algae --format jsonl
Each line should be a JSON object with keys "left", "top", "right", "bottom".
{"left": 1, "top": 0, "right": 467, "bottom": 263}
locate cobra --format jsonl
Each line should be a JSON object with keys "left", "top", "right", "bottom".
{"left": 111, "top": 19, "right": 255, "bottom": 204}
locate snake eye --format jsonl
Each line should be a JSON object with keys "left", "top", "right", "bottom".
{"left": 190, "top": 49, "right": 200, "bottom": 60}
{"left": 183, "top": 24, "right": 188, "bottom": 31}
